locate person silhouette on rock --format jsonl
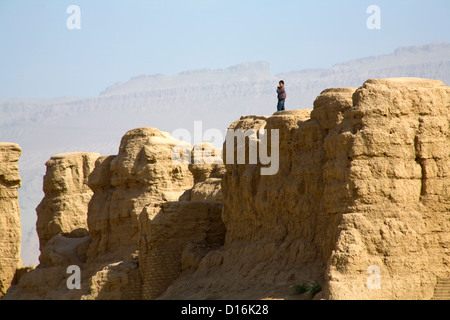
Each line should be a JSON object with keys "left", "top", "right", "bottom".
{"left": 276, "top": 80, "right": 286, "bottom": 111}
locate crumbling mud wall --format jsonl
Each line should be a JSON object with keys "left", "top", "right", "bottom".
{"left": 161, "top": 78, "right": 449, "bottom": 300}
{"left": 3, "top": 78, "right": 449, "bottom": 300}
{"left": 0, "top": 143, "right": 22, "bottom": 298}
{"left": 36, "top": 153, "right": 100, "bottom": 254}
{"left": 324, "top": 78, "right": 450, "bottom": 299}
{"left": 139, "top": 201, "right": 225, "bottom": 299}
{"left": 3, "top": 128, "right": 224, "bottom": 300}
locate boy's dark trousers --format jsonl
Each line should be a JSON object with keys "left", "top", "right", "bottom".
{"left": 277, "top": 99, "right": 285, "bottom": 111}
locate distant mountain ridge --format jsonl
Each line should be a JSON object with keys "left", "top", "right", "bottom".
{"left": 100, "top": 41, "right": 450, "bottom": 99}
{"left": 1, "top": 41, "right": 449, "bottom": 266}
{"left": 99, "top": 60, "right": 272, "bottom": 97}
{"left": 1, "top": 42, "right": 449, "bottom": 129}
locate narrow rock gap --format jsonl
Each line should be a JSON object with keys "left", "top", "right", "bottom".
{"left": 414, "top": 134, "right": 427, "bottom": 197}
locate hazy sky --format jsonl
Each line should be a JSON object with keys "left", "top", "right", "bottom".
{"left": 1, "top": 0, "right": 449, "bottom": 99}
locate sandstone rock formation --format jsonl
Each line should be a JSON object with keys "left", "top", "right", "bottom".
{"left": 136, "top": 142, "right": 226, "bottom": 299}
{"left": 80, "top": 127, "right": 197, "bottom": 300}
{"left": 3, "top": 77, "right": 449, "bottom": 300}
{"left": 86, "top": 127, "right": 194, "bottom": 264}
{"left": 0, "top": 143, "right": 22, "bottom": 298}
{"left": 36, "top": 153, "right": 100, "bottom": 254}
{"left": 139, "top": 201, "right": 225, "bottom": 299}
{"left": 2, "top": 152, "right": 100, "bottom": 299}
{"left": 160, "top": 78, "right": 449, "bottom": 300}
{"left": 185, "top": 142, "right": 225, "bottom": 203}
{"left": 324, "top": 78, "right": 450, "bottom": 299}
{"left": 4, "top": 127, "right": 225, "bottom": 299}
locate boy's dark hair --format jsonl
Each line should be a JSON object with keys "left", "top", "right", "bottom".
{"left": 279, "top": 80, "right": 284, "bottom": 85}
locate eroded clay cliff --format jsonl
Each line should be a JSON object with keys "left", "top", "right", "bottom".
{"left": 2, "top": 77, "right": 449, "bottom": 300}
{"left": 0, "top": 143, "right": 22, "bottom": 298}
{"left": 36, "top": 153, "right": 100, "bottom": 255}
{"left": 3, "top": 127, "right": 225, "bottom": 299}
{"left": 160, "top": 78, "right": 449, "bottom": 300}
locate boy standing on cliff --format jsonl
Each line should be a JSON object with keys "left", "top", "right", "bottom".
{"left": 277, "top": 80, "right": 286, "bottom": 111}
